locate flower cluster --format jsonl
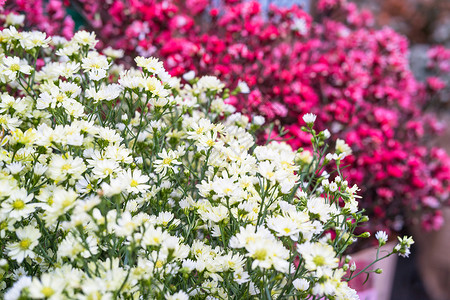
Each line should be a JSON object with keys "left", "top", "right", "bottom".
{"left": 354, "top": 0, "right": 450, "bottom": 44}
{"left": 0, "top": 20, "right": 413, "bottom": 299}
{"left": 4, "top": 0, "right": 449, "bottom": 234}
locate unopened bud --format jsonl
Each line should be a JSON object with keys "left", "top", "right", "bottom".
{"left": 358, "top": 232, "right": 371, "bottom": 238}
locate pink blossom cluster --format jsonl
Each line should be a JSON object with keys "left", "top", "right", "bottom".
{"left": 3, "top": 0, "right": 74, "bottom": 38}
{"left": 426, "top": 45, "right": 450, "bottom": 93}
{"left": 5, "top": 0, "right": 450, "bottom": 233}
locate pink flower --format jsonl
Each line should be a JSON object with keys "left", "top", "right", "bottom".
{"left": 427, "top": 77, "right": 446, "bottom": 91}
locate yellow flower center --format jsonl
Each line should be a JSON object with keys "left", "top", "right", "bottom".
{"left": 313, "top": 255, "right": 326, "bottom": 266}
{"left": 246, "top": 236, "right": 255, "bottom": 244}
{"left": 283, "top": 227, "right": 291, "bottom": 234}
{"left": 253, "top": 249, "right": 268, "bottom": 261}
{"left": 146, "top": 81, "right": 156, "bottom": 92}
{"left": 12, "top": 199, "right": 25, "bottom": 210}
{"left": 19, "top": 239, "right": 31, "bottom": 250}
{"left": 87, "top": 291, "right": 102, "bottom": 300}
{"left": 155, "top": 260, "right": 163, "bottom": 268}
{"left": 10, "top": 63, "right": 21, "bottom": 72}
{"left": 56, "top": 94, "right": 65, "bottom": 102}
{"left": 62, "top": 164, "right": 71, "bottom": 171}
{"left": 130, "top": 179, "right": 139, "bottom": 187}
{"left": 162, "top": 158, "right": 172, "bottom": 165}
{"left": 41, "top": 286, "right": 55, "bottom": 297}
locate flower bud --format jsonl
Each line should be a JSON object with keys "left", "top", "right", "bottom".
{"left": 358, "top": 232, "right": 371, "bottom": 238}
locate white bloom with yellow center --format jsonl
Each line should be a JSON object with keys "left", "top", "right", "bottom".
{"left": 28, "top": 274, "right": 65, "bottom": 299}
{"left": 42, "top": 188, "right": 78, "bottom": 225}
{"left": 5, "top": 13, "right": 25, "bottom": 26}
{"left": 297, "top": 242, "right": 339, "bottom": 272}
{"left": 1, "top": 56, "right": 32, "bottom": 82}
{"left": 195, "top": 76, "right": 225, "bottom": 93}
{"left": 267, "top": 215, "right": 302, "bottom": 241}
{"left": 86, "top": 84, "right": 123, "bottom": 103}
{"left": 335, "top": 139, "right": 352, "bottom": 157}
{"left": 20, "top": 31, "right": 51, "bottom": 50}
{"left": 47, "top": 154, "right": 86, "bottom": 182}
{"left": 0, "top": 188, "right": 35, "bottom": 220}
{"left": 103, "top": 47, "right": 124, "bottom": 59}
{"left": 81, "top": 52, "right": 110, "bottom": 72}
{"left": 144, "top": 76, "right": 169, "bottom": 98}
{"left": 154, "top": 149, "right": 182, "bottom": 177}
{"left": 6, "top": 225, "right": 41, "bottom": 263}
{"left": 135, "top": 56, "right": 165, "bottom": 75}
{"left": 73, "top": 30, "right": 98, "bottom": 48}
{"left": 117, "top": 169, "right": 150, "bottom": 194}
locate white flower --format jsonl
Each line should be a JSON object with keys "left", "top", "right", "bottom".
{"left": 88, "top": 69, "right": 107, "bottom": 81}
{"left": 291, "top": 17, "right": 308, "bottom": 34}
{"left": 195, "top": 76, "right": 225, "bottom": 93}
{"left": 329, "top": 181, "right": 338, "bottom": 192}
{"left": 182, "top": 70, "right": 195, "bottom": 81}
{"left": 293, "top": 278, "right": 309, "bottom": 291}
{"left": 117, "top": 169, "right": 150, "bottom": 194}
{"left": 144, "top": 76, "right": 169, "bottom": 97}
{"left": 297, "top": 242, "right": 339, "bottom": 272}
{"left": 335, "top": 139, "right": 352, "bottom": 157}
{"left": 302, "top": 113, "right": 316, "bottom": 125}
{"left": 395, "top": 236, "right": 414, "bottom": 258}
{"left": 103, "top": 47, "right": 124, "bottom": 59}
{"left": 46, "top": 154, "right": 86, "bottom": 182}
{"left": 86, "top": 84, "right": 122, "bottom": 103}
{"left": 375, "top": 231, "right": 388, "bottom": 245}
{"left": 81, "top": 52, "right": 110, "bottom": 72}
{"left": 1, "top": 57, "right": 32, "bottom": 82}
{"left": 237, "top": 80, "right": 250, "bottom": 94}
{"left": 56, "top": 42, "right": 80, "bottom": 57}
{"left": 20, "top": 31, "right": 51, "bottom": 50}
{"left": 135, "top": 56, "right": 165, "bottom": 75}
{"left": 166, "top": 291, "right": 189, "bottom": 300}
{"left": 6, "top": 162, "right": 25, "bottom": 174}
{"left": 28, "top": 273, "right": 65, "bottom": 299}
{"left": 233, "top": 269, "right": 250, "bottom": 284}
{"left": 267, "top": 215, "right": 302, "bottom": 241}
{"left": 154, "top": 149, "right": 182, "bottom": 177}
{"left": 6, "top": 226, "right": 41, "bottom": 263}
{"left": 73, "top": 30, "right": 98, "bottom": 48}
{"left": 307, "top": 197, "right": 336, "bottom": 223}
{"left": 4, "top": 276, "right": 31, "bottom": 300}
{"left": 5, "top": 14, "right": 25, "bottom": 26}
{"left": 252, "top": 115, "right": 265, "bottom": 126}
